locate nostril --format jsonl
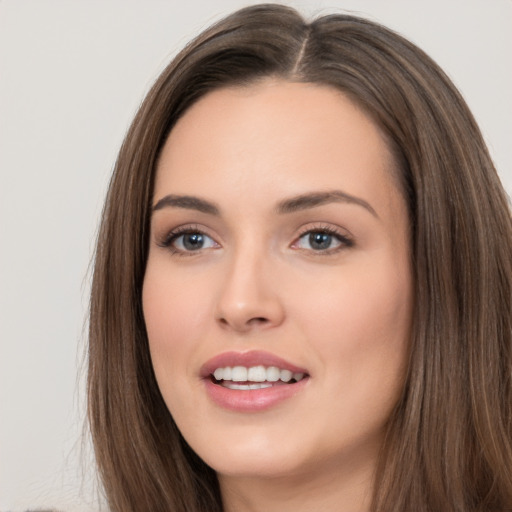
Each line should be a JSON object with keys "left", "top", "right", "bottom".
{"left": 248, "top": 317, "right": 269, "bottom": 325}
{"left": 217, "top": 315, "right": 270, "bottom": 331}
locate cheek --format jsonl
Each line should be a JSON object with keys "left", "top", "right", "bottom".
{"left": 142, "top": 263, "right": 212, "bottom": 400}
{"left": 318, "top": 276, "right": 411, "bottom": 348}
{"left": 294, "top": 253, "right": 413, "bottom": 393}
{"left": 143, "top": 259, "right": 212, "bottom": 341}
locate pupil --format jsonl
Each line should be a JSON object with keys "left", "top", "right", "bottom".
{"left": 309, "top": 232, "right": 331, "bottom": 250}
{"left": 183, "top": 233, "right": 204, "bottom": 250}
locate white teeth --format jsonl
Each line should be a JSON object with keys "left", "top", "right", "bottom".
{"left": 249, "top": 383, "right": 272, "bottom": 390}
{"left": 224, "top": 382, "right": 273, "bottom": 390}
{"left": 247, "top": 365, "right": 267, "bottom": 382}
{"left": 231, "top": 366, "right": 247, "bottom": 382}
{"left": 280, "top": 369, "right": 293, "bottom": 382}
{"left": 212, "top": 365, "right": 306, "bottom": 384}
{"left": 266, "top": 366, "right": 280, "bottom": 382}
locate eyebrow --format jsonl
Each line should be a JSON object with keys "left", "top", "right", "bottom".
{"left": 276, "top": 190, "right": 378, "bottom": 217}
{"left": 152, "top": 190, "right": 377, "bottom": 218}
{"left": 152, "top": 194, "right": 220, "bottom": 215}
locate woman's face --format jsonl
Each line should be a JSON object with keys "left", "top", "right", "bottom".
{"left": 143, "top": 80, "right": 413, "bottom": 483}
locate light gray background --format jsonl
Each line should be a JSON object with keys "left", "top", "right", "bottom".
{"left": 1, "top": 1, "right": 511, "bottom": 510}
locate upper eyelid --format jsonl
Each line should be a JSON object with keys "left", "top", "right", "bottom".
{"left": 157, "top": 224, "right": 217, "bottom": 247}
{"left": 291, "top": 224, "right": 355, "bottom": 252}
{"left": 295, "top": 223, "right": 353, "bottom": 240}
{"left": 155, "top": 222, "right": 354, "bottom": 249}
{"left": 174, "top": 231, "right": 217, "bottom": 247}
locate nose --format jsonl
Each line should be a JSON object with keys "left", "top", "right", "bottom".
{"left": 215, "top": 251, "right": 285, "bottom": 333}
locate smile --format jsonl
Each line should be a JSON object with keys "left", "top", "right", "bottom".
{"left": 202, "top": 351, "right": 310, "bottom": 411}
{"left": 212, "top": 365, "right": 306, "bottom": 389}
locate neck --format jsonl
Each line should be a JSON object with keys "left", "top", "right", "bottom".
{"left": 219, "top": 455, "right": 376, "bottom": 512}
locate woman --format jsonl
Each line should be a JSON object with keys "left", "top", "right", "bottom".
{"left": 88, "top": 4, "right": 512, "bottom": 511}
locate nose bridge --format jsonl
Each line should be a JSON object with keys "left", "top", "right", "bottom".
{"left": 215, "top": 236, "right": 284, "bottom": 332}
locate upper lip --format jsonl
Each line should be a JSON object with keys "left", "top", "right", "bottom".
{"left": 200, "top": 350, "right": 309, "bottom": 378}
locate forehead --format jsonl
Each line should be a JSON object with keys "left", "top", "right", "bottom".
{"left": 154, "top": 80, "right": 400, "bottom": 213}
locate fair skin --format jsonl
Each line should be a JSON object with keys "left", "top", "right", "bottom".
{"left": 143, "top": 79, "right": 413, "bottom": 512}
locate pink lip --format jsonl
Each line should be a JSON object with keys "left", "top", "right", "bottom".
{"left": 200, "top": 350, "right": 309, "bottom": 413}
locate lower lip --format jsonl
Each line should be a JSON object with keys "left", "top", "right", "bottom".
{"left": 203, "top": 378, "right": 309, "bottom": 412}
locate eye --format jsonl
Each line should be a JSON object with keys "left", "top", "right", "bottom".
{"left": 293, "top": 228, "right": 353, "bottom": 253}
{"left": 174, "top": 232, "right": 216, "bottom": 251}
{"left": 161, "top": 228, "right": 219, "bottom": 255}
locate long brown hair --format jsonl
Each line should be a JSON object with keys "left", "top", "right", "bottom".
{"left": 88, "top": 4, "right": 512, "bottom": 511}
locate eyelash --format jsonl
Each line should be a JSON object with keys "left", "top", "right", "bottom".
{"left": 293, "top": 225, "right": 354, "bottom": 254}
{"left": 158, "top": 224, "right": 354, "bottom": 257}
{"left": 158, "top": 225, "right": 216, "bottom": 257}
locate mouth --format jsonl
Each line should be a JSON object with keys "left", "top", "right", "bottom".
{"left": 211, "top": 365, "right": 308, "bottom": 390}
{"left": 201, "top": 351, "right": 309, "bottom": 411}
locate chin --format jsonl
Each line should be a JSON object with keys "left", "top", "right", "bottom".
{"left": 211, "top": 453, "right": 308, "bottom": 481}
{"left": 190, "top": 428, "right": 309, "bottom": 478}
